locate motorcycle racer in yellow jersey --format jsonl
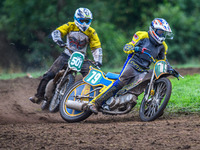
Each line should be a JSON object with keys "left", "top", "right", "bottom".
{"left": 89, "top": 18, "right": 175, "bottom": 114}
{"left": 29, "top": 8, "right": 103, "bottom": 104}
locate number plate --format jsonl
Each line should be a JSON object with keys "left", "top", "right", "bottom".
{"left": 84, "top": 69, "right": 103, "bottom": 85}
{"left": 68, "top": 52, "right": 85, "bottom": 72}
{"left": 154, "top": 60, "right": 167, "bottom": 79}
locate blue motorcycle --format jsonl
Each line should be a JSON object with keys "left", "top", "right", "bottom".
{"left": 59, "top": 51, "right": 183, "bottom": 122}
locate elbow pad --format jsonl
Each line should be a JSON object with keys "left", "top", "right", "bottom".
{"left": 51, "top": 30, "right": 62, "bottom": 42}
{"left": 123, "top": 44, "right": 135, "bottom": 54}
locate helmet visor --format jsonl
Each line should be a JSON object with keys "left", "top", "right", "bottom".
{"left": 156, "top": 29, "right": 174, "bottom": 40}
{"left": 75, "top": 17, "right": 92, "bottom": 25}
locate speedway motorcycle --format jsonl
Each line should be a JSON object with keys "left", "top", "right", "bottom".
{"left": 41, "top": 48, "right": 86, "bottom": 113}
{"left": 59, "top": 51, "right": 183, "bottom": 122}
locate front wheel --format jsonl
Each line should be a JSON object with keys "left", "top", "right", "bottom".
{"left": 49, "top": 74, "right": 75, "bottom": 113}
{"left": 59, "top": 80, "right": 100, "bottom": 123}
{"left": 139, "top": 78, "right": 172, "bottom": 121}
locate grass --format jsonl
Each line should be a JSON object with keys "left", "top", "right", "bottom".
{"left": 135, "top": 74, "right": 200, "bottom": 114}
{"left": 167, "top": 74, "right": 200, "bottom": 113}
{"left": 0, "top": 70, "right": 45, "bottom": 80}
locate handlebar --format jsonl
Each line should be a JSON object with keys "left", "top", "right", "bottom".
{"left": 142, "top": 51, "right": 156, "bottom": 63}
{"left": 64, "top": 43, "right": 101, "bottom": 70}
{"left": 135, "top": 48, "right": 184, "bottom": 79}
{"left": 86, "top": 59, "right": 101, "bottom": 70}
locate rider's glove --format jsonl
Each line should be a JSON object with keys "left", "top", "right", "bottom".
{"left": 168, "top": 68, "right": 179, "bottom": 78}
{"left": 95, "top": 62, "right": 102, "bottom": 68}
{"left": 134, "top": 47, "right": 147, "bottom": 54}
{"left": 123, "top": 44, "right": 134, "bottom": 54}
{"left": 56, "top": 40, "right": 66, "bottom": 48}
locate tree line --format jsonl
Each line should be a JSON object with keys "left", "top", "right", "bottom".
{"left": 0, "top": 0, "right": 199, "bottom": 71}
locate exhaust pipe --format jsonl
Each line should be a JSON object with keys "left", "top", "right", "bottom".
{"left": 65, "top": 100, "right": 88, "bottom": 111}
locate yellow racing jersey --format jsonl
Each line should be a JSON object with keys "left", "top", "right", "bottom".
{"left": 56, "top": 22, "right": 101, "bottom": 56}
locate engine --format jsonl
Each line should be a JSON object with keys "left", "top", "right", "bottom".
{"left": 103, "top": 94, "right": 137, "bottom": 111}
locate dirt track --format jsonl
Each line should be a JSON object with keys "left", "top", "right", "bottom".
{"left": 0, "top": 68, "right": 200, "bottom": 150}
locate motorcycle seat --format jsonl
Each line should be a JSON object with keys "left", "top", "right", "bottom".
{"left": 105, "top": 72, "right": 119, "bottom": 80}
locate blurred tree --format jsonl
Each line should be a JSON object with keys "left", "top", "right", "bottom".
{"left": 0, "top": 0, "right": 199, "bottom": 71}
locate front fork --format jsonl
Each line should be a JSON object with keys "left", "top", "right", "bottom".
{"left": 144, "top": 71, "right": 155, "bottom": 101}
{"left": 54, "top": 68, "right": 73, "bottom": 98}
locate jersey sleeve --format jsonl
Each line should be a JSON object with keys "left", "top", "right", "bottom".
{"left": 56, "top": 22, "right": 71, "bottom": 38}
{"left": 162, "top": 41, "right": 168, "bottom": 60}
{"left": 123, "top": 31, "right": 148, "bottom": 54}
{"left": 88, "top": 28, "right": 101, "bottom": 50}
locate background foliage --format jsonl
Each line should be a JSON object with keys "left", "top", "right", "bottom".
{"left": 0, "top": 0, "right": 200, "bottom": 72}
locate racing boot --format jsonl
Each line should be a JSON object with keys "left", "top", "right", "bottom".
{"left": 89, "top": 79, "right": 124, "bottom": 114}
{"left": 29, "top": 95, "right": 44, "bottom": 104}
{"left": 29, "top": 74, "right": 51, "bottom": 104}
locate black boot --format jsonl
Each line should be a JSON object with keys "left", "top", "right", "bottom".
{"left": 29, "top": 75, "right": 51, "bottom": 104}
{"left": 29, "top": 95, "right": 44, "bottom": 104}
{"left": 95, "top": 79, "right": 124, "bottom": 110}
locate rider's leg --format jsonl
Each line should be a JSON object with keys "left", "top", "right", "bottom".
{"left": 80, "top": 60, "right": 90, "bottom": 77}
{"left": 88, "top": 67, "right": 133, "bottom": 114}
{"left": 89, "top": 79, "right": 124, "bottom": 114}
{"left": 89, "top": 64, "right": 141, "bottom": 114}
{"left": 29, "top": 53, "right": 69, "bottom": 104}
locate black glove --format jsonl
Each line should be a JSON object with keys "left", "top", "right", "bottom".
{"left": 168, "top": 68, "right": 179, "bottom": 78}
{"left": 95, "top": 62, "right": 102, "bottom": 68}
{"left": 56, "top": 40, "right": 66, "bottom": 48}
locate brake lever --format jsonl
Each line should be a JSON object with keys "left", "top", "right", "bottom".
{"left": 179, "top": 74, "right": 184, "bottom": 79}
{"left": 87, "top": 59, "right": 101, "bottom": 70}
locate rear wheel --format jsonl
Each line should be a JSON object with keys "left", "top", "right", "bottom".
{"left": 49, "top": 74, "right": 75, "bottom": 113}
{"left": 60, "top": 80, "right": 100, "bottom": 123}
{"left": 139, "top": 78, "right": 172, "bottom": 121}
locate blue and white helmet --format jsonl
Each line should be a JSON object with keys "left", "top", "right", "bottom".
{"left": 74, "top": 8, "right": 93, "bottom": 32}
{"left": 149, "top": 18, "right": 174, "bottom": 44}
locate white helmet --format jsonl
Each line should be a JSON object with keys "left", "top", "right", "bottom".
{"left": 149, "top": 18, "right": 174, "bottom": 44}
{"left": 74, "top": 8, "right": 93, "bottom": 32}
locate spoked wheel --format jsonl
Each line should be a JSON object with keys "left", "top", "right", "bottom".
{"left": 49, "top": 74, "right": 75, "bottom": 113}
{"left": 59, "top": 80, "right": 101, "bottom": 123}
{"left": 139, "top": 78, "right": 172, "bottom": 121}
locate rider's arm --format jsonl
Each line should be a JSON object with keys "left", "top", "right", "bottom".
{"left": 123, "top": 31, "right": 149, "bottom": 54}
{"left": 51, "top": 24, "right": 69, "bottom": 42}
{"left": 123, "top": 43, "right": 135, "bottom": 54}
{"left": 51, "top": 23, "right": 72, "bottom": 47}
{"left": 87, "top": 27, "right": 102, "bottom": 65}
{"left": 92, "top": 48, "right": 103, "bottom": 66}
{"left": 157, "top": 43, "right": 175, "bottom": 73}
{"left": 56, "top": 22, "right": 72, "bottom": 38}
{"left": 157, "top": 41, "right": 168, "bottom": 60}
{"left": 51, "top": 30, "right": 62, "bottom": 42}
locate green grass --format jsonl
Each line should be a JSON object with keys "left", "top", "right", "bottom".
{"left": 167, "top": 74, "right": 200, "bottom": 113}
{"left": 0, "top": 71, "right": 45, "bottom": 80}
{"left": 135, "top": 74, "right": 200, "bottom": 114}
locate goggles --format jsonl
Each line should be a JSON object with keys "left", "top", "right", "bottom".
{"left": 156, "top": 29, "right": 174, "bottom": 39}
{"left": 75, "top": 17, "right": 92, "bottom": 25}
